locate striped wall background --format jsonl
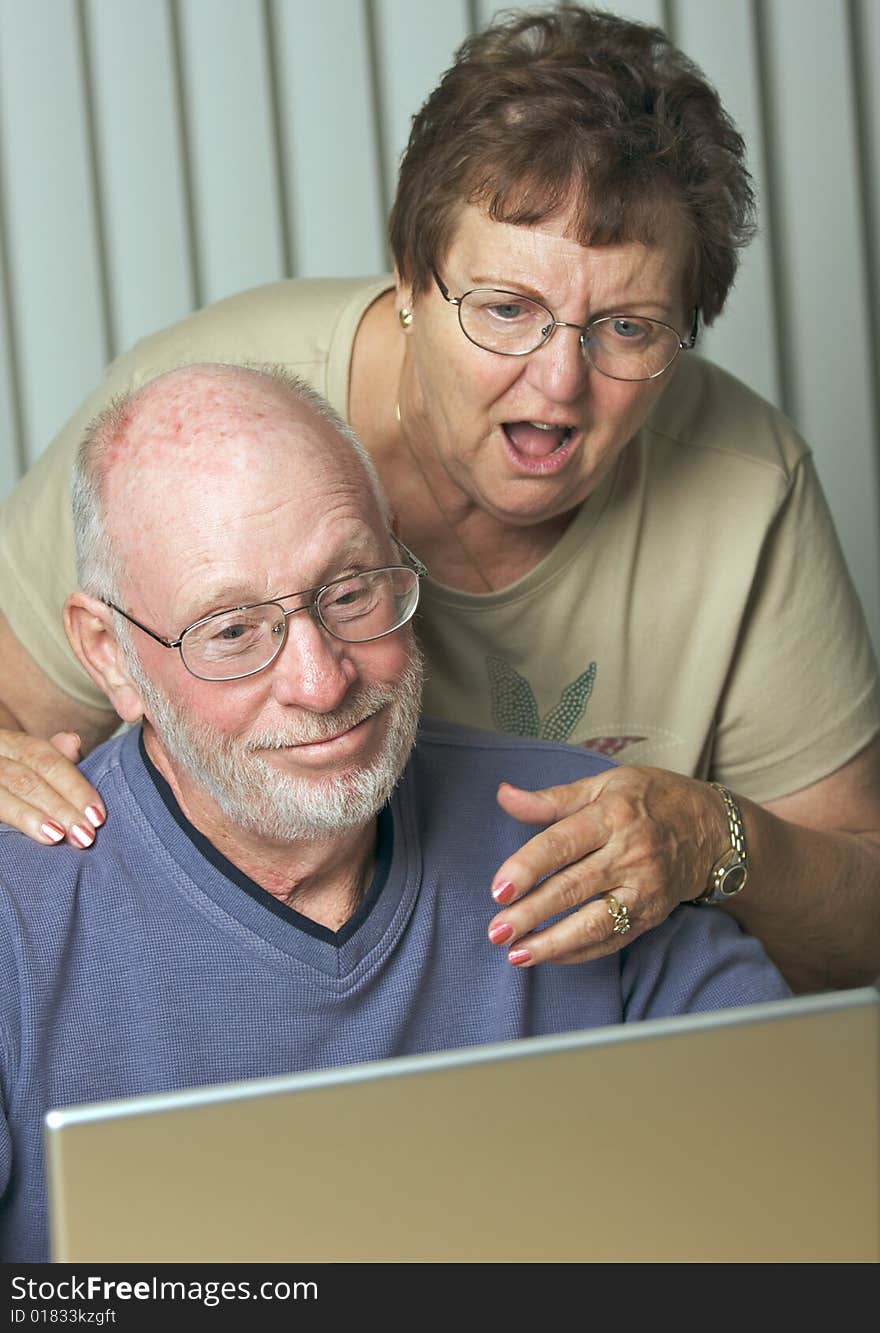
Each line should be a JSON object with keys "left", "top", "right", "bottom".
{"left": 1, "top": 0, "right": 878, "bottom": 650}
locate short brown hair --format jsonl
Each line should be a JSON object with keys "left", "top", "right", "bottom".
{"left": 388, "top": 4, "right": 756, "bottom": 325}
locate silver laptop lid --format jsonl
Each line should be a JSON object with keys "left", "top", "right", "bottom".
{"left": 44, "top": 988, "right": 880, "bottom": 1262}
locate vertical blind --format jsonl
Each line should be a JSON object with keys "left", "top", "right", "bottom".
{"left": 1, "top": 0, "right": 878, "bottom": 650}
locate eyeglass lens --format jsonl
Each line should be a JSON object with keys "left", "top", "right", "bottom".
{"left": 457, "top": 291, "right": 682, "bottom": 380}
{"left": 180, "top": 567, "right": 419, "bottom": 680}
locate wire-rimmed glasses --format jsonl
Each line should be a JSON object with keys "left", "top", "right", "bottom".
{"left": 104, "top": 538, "right": 427, "bottom": 682}
{"left": 432, "top": 268, "right": 697, "bottom": 382}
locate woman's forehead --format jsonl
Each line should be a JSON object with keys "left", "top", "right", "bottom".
{"left": 441, "top": 203, "right": 693, "bottom": 303}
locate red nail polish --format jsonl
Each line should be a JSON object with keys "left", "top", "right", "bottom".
{"left": 508, "top": 948, "right": 532, "bottom": 967}
{"left": 488, "top": 922, "right": 514, "bottom": 945}
{"left": 492, "top": 880, "right": 516, "bottom": 905}
{"left": 70, "top": 824, "right": 95, "bottom": 849}
{"left": 85, "top": 805, "right": 105, "bottom": 828}
{"left": 40, "top": 822, "right": 65, "bottom": 845}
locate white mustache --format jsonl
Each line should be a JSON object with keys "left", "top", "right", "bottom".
{"left": 243, "top": 684, "right": 395, "bottom": 751}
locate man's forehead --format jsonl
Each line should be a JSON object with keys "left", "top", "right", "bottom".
{"left": 117, "top": 493, "right": 392, "bottom": 628}
{"left": 105, "top": 368, "right": 388, "bottom": 617}
{"left": 192, "top": 525, "right": 388, "bottom": 607}
{"left": 107, "top": 382, "right": 376, "bottom": 538}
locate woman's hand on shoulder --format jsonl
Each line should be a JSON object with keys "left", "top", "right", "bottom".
{"left": 0, "top": 729, "right": 106, "bottom": 847}
{"left": 486, "top": 765, "right": 725, "bottom": 966}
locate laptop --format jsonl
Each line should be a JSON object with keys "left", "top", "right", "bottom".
{"left": 44, "top": 986, "right": 880, "bottom": 1263}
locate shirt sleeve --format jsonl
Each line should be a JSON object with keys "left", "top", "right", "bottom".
{"left": 622, "top": 906, "right": 792, "bottom": 1020}
{"left": 711, "top": 453, "right": 880, "bottom": 801}
{"left": 0, "top": 356, "right": 145, "bottom": 712}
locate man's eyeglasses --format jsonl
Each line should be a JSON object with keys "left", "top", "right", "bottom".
{"left": 432, "top": 268, "right": 697, "bottom": 382}
{"left": 104, "top": 538, "right": 427, "bottom": 683}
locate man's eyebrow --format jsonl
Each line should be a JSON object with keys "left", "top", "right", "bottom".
{"left": 182, "top": 536, "right": 388, "bottom": 621}
{"left": 295, "top": 535, "right": 388, "bottom": 591}
{"left": 181, "top": 584, "right": 266, "bottom": 624}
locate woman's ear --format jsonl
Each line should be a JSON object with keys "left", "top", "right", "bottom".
{"left": 63, "top": 594, "right": 145, "bottom": 725}
{"left": 394, "top": 266, "right": 415, "bottom": 333}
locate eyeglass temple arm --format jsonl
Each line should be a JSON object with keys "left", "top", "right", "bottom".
{"left": 392, "top": 535, "right": 429, "bottom": 579}
{"left": 430, "top": 267, "right": 459, "bottom": 308}
{"left": 685, "top": 307, "right": 699, "bottom": 348}
{"left": 102, "top": 600, "right": 182, "bottom": 649}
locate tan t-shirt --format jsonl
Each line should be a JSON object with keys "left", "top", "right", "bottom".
{"left": 1, "top": 276, "right": 877, "bottom": 803}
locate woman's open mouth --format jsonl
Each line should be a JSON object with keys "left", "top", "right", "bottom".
{"left": 501, "top": 421, "right": 577, "bottom": 474}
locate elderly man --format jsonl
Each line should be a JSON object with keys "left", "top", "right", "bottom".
{"left": 0, "top": 364, "right": 789, "bottom": 1260}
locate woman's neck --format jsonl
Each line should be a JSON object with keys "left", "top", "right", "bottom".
{"left": 348, "top": 290, "right": 572, "bottom": 593}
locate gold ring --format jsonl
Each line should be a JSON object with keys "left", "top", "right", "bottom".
{"left": 605, "top": 893, "right": 631, "bottom": 936}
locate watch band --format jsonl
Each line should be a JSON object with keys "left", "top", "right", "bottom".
{"left": 693, "top": 782, "right": 749, "bottom": 905}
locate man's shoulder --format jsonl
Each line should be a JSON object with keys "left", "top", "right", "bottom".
{"left": 412, "top": 716, "right": 615, "bottom": 782}
{"left": 77, "top": 728, "right": 135, "bottom": 792}
{"left": 646, "top": 353, "right": 811, "bottom": 480}
{"left": 624, "top": 903, "right": 792, "bottom": 1013}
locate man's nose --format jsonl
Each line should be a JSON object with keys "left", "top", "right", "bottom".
{"left": 270, "top": 612, "right": 358, "bottom": 712}
{"left": 524, "top": 323, "right": 590, "bottom": 402}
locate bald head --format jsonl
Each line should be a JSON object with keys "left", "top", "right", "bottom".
{"left": 72, "top": 363, "right": 389, "bottom": 601}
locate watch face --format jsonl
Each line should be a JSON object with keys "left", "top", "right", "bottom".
{"left": 721, "top": 864, "right": 748, "bottom": 896}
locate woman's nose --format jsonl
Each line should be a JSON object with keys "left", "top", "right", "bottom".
{"left": 525, "top": 323, "right": 590, "bottom": 402}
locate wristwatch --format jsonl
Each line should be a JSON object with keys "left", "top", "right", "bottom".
{"left": 692, "top": 782, "right": 749, "bottom": 905}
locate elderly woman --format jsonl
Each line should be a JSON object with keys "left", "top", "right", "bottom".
{"left": 0, "top": 6, "right": 878, "bottom": 992}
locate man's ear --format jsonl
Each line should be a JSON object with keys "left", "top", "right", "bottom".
{"left": 63, "top": 594, "right": 145, "bottom": 725}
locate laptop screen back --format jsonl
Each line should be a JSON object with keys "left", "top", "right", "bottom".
{"left": 44, "top": 987, "right": 880, "bottom": 1262}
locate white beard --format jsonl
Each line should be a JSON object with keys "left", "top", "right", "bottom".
{"left": 128, "top": 647, "right": 423, "bottom": 842}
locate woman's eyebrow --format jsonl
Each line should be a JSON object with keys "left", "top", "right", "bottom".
{"left": 469, "top": 273, "right": 547, "bottom": 302}
{"left": 468, "top": 273, "right": 678, "bottom": 319}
